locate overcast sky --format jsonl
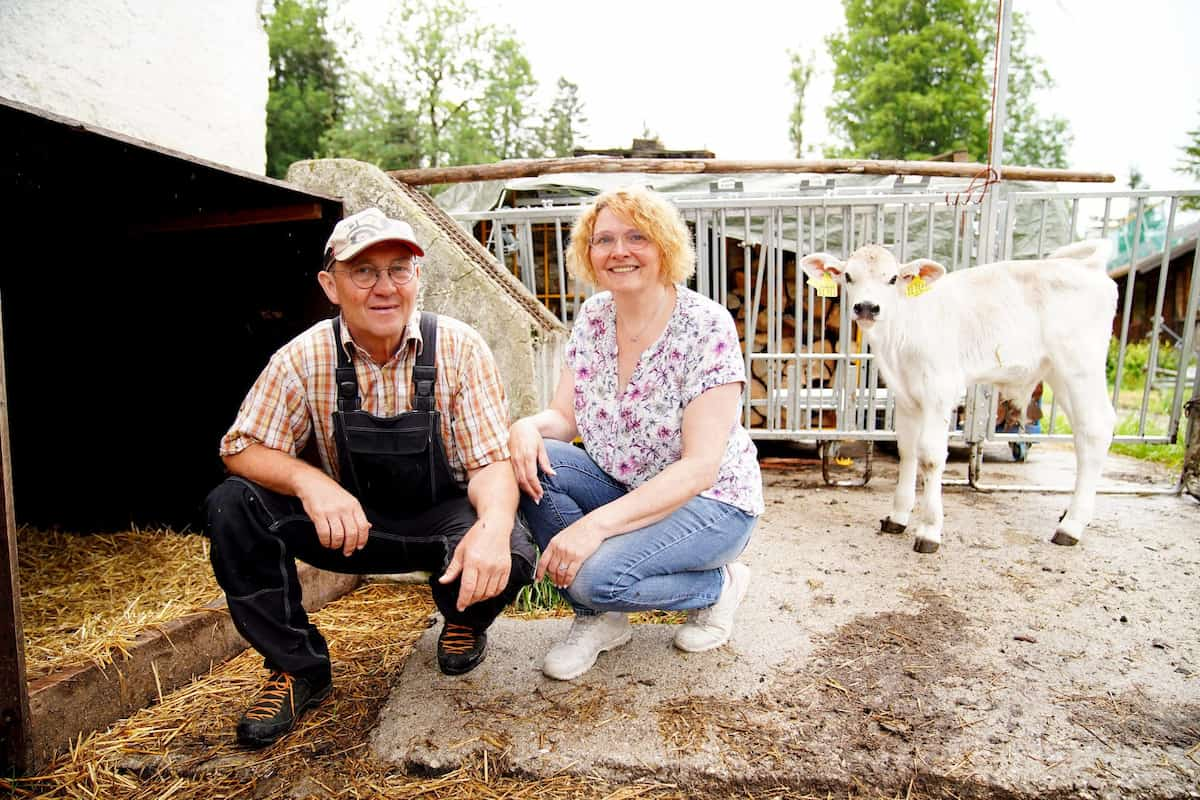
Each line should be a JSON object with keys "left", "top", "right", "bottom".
{"left": 342, "top": 0, "right": 1199, "bottom": 188}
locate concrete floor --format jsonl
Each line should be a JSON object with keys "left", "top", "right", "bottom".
{"left": 371, "top": 443, "right": 1200, "bottom": 798}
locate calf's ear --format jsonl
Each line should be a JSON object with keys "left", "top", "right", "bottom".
{"left": 799, "top": 252, "right": 846, "bottom": 282}
{"left": 898, "top": 258, "right": 947, "bottom": 285}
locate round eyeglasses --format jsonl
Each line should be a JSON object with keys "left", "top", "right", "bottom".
{"left": 589, "top": 231, "right": 652, "bottom": 252}
{"left": 335, "top": 262, "right": 416, "bottom": 289}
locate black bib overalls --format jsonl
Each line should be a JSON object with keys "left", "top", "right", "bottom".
{"left": 331, "top": 312, "right": 464, "bottom": 518}
{"left": 205, "top": 313, "right": 535, "bottom": 686}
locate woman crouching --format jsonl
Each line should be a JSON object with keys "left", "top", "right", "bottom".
{"left": 508, "top": 185, "right": 763, "bottom": 680}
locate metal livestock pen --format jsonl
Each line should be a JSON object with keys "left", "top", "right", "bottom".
{"left": 450, "top": 179, "right": 1200, "bottom": 492}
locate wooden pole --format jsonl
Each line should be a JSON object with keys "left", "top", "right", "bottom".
{"left": 388, "top": 156, "right": 1116, "bottom": 187}
{"left": 0, "top": 293, "right": 30, "bottom": 776}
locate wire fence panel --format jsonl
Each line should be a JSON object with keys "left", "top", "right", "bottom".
{"left": 454, "top": 184, "right": 1200, "bottom": 451}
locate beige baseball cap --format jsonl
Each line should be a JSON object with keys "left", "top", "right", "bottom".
{"left": 324, "top": 207, "right": 425, "bottom": 262}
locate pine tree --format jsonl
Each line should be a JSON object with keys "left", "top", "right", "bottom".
{"left": 1174, "top": 108, "right": 1200, "bottom": 210}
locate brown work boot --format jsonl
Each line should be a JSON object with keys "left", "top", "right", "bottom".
{"left": 437, "top": 622, "right": 488, "bottom": 675}
{"left": 236, "top": 671, "right": 331, "bottom": 748}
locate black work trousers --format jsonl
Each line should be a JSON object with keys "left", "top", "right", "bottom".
{"left": 204, "top": 477, "right": 536, "bottom": 686}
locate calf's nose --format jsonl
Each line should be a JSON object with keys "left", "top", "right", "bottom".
{"left": 853, "top": 301, "right": 881, "bottom": 317}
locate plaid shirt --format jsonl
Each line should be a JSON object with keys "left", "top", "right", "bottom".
{"left": 219, "top": 313, "right": 510, "bottom": 485}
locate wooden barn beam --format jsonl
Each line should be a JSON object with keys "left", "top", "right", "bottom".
{"left": 129, "top": 202, "right": 326, "bottom": 235}
{"left": 388, "top": 157, "right": 1116, "bottom": 187}
{"left": 0, "top": 294, "right": 31, "bottom": 776}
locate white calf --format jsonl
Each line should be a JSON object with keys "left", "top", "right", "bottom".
{"left": 799, "top": 241, "right": 1117, "bottom": 553}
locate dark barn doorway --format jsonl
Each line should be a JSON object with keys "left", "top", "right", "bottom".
{"left": 1, "top": 97, "right": 344, "bottom": 531}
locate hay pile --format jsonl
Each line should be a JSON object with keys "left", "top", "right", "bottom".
{"left": 5, "top": 583, "right": 706, "bottom": 800}
{"left": 17, "top": 526, "right": 219, "bottom": 680}
{"left": 8, "top": 531, "right": 902, "bottom": 798}
{"left": 17, "top": 524, "right": 690, "bottom": 684}
{"left": 6, "top": 534, "right": 933, "bottom": 799}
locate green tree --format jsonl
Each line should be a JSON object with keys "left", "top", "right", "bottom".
{"left": 383, "top": 0, "right": 542, "bottom": 168}
{"left": 285, "top": 0, "right": 569, "bottom": 172}
{"left": 319, "top": 77, "right": 422, "bottom": 169}
{"left": 475, "top": 35, "right": 539, "bottom": 161}
{"left": 397, "top": 0, "right": 483, "bottom": 168}
{"left": 787, "top": 50, "right": 815, "bottom": 157}
{"left": 539, "top": 78, "right": 588, "bottom": 157}
{"left": 1001, "top": 12, "right": 1072, "bottom": 168}
{"left": 823, "top": 1, "right": 1072, "bottom": 167}
{"left": 1174, "top": 108, "right": 1200, "bottom": 210}
{"left": 825, "top": 0, "right": 992, "bottom": 160}
{"left": 263, "top": 0, "right": 344, "bottom": 178}
{"left": 1128, "top": 164, "right": 1146, "bottom": 190}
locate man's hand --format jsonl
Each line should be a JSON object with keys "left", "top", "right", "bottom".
{"left": 438, "top": 515, "right": 512, "bottom": 612}
{"left": 295, "top": 472, "right": 371, "bottom": 557}
{"left": 536, "top": 519, "right": 605, "bottom": 589}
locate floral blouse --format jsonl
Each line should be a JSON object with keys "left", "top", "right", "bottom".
{"left": 566, "top": 286, "right": 764, "bottom": 516}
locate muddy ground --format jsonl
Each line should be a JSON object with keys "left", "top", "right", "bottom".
{"left": 373, "top": 442, "right": 1200, "bottom": 799}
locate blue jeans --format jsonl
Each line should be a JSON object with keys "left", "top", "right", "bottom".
{"left": 520, "top": 440, "right": 757, "bottom": 616}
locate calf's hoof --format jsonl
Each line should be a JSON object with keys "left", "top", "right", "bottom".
{"left": 1052, "top": 518, "right": 1082, "bottom": 546}
{"left": 1051, "top": 529, "right": 1079, "bottom": 546}
{"left": 880, "top": 517, "right": 907, "bottom": 535}
{"left": 913, "top": 537, "right": 940, "bottom": 554}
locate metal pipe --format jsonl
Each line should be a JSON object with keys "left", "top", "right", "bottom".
{"left": 1112, "top": 197, "right": 1146, "bottom": 406}
{"left": 1140, "top": 197, "right": 1179, "bottom": 434}
{"left": 553, "top": 218, "right": 567, "bottom": 322}
{"left": 1168, "top": 240, "right": 1200, "bottom": 441}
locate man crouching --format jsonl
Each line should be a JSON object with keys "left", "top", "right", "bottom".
{"left": 205, "top": 207, "right": 535, "bottom": 748}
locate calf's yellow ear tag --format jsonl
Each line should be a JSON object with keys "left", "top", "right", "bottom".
{"left": 810, "top": 272, "right": 838, "bottom": 298}
{"left": 906, "top": 274, "right": 929, "bottom": 297}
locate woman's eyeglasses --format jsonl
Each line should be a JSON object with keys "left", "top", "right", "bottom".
{"left": 589, "top": 231, "right": 652, "bottom": 252}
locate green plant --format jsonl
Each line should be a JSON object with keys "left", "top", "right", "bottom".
{"left": 508, "top": 575, "right": 570, "bottom": 616}
{"left": 1109, "top": 413, "right": 1185, "bottom": 470}
{"left": 1115, "top": 387, "right": 1176, "bottom": 417}
{"left": 1043, "top": 383, "right": 1184, "bottom": 469}
{"left": 506, "top": 575, "right": 689, "bottom": 623}
{"left": 1107, "top": 338, "right": 1181, "bottom": 390}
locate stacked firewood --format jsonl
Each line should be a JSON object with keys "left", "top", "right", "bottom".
{"left": 724, "top": 252, "right": 844, "bottom": 430}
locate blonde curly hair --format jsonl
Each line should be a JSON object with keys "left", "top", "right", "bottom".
{"left": 566, "top": 185, "right": 696, "bottom": 287}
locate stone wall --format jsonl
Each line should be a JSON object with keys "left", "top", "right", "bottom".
{"left": 286, "top": 158, "right": 567, "bottom": 420}
{"left": 0, "top": 0, "right": 267, "bottom": 174}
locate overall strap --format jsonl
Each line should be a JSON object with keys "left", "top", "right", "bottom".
{"left": 413, "top": 312, "right": 438, "bottom": 412}
{"left": 331, "top": 317, "right": 360, "bottom": 413}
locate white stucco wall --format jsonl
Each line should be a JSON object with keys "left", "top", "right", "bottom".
{"left": 0, "top": 0, "right": 268, "bottom": 174}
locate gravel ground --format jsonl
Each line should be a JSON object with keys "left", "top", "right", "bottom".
{"left": 373, "top": 442, "right": 1200, "bottom": 799}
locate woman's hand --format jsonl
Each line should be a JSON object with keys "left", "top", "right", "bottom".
{"left": 508, "top": 417, "right": 556, "bottom": 502}
{"left": 537, "top": 518, "right": 605, "bottom": 588}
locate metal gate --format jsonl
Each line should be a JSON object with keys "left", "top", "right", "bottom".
{"left": 452, "top": 182, "right": 1200, "bottom": 489}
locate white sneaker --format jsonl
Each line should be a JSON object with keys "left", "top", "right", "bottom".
{"left": 673, "top": 563, "right": 751, "bottom": 653}
{"left": 542, "top": 612, "right": 633, "bottom": 680}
